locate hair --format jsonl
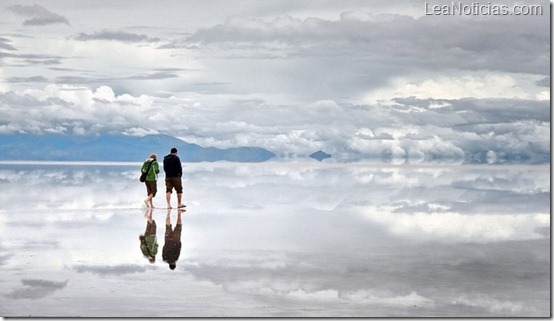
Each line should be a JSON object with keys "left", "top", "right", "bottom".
{"left": 169, "top": 263, "right": 176, "bottom": 270}
{"left": 170, "top": 148, "right": 178, "bottom": 154}
{"left": 149, "top": 153, "right": 157, "bottom": 159}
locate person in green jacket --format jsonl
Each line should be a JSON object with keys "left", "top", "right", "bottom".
{"left": 139, "top": 208, "right": 158, "bottom": 264}
{"left": 141, "top": 153, "right": 160, "bottom": 208}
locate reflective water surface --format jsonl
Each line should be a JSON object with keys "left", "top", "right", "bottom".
{"left": 0, "top": 162, "right": 549, "bottom": 317}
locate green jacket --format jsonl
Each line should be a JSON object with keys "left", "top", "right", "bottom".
{"left": 141, "top": 158, "right": 160, "bottom": 181}
{"left": 140, "top": 235, "right": 158, "bottom": 259}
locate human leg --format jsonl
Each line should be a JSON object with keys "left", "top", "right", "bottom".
{"left": 177, "top": 209, "right": 182, "bottom": 225}
{"left": 177, "top": 193, "right": 183, "bottom": 207}
{"left": 165, "top": 178, "right": 175, "bottom": 208}
{"left": 145, "top": 193, "right": 153, "bottom": 207}
{"left": 149, "top": 181, "right": 157, "bottom": 208}
{"left": 166, "top": 192, "right": 172, "bottom": 208}
{"left": 144, "top": 182, "right": 151, "bottom": 208}
{"left": 174, "top": 213, "right": 182, "bottom": 242}
{"left": 174, "top": 178, "right": 184, "bottom": 207}
{"left": 166, "top": 209, "right": 171, "bottom": 226}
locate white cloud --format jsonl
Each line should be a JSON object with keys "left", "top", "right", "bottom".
{"left": 363, "top": 74, "right": 531, "bottom": 103}
{"left": 360, "top": 206, "right": 549, "bottom": 243}
{"left": 0, "top": 82, "right": 549, "bottom": 163}
{"left": 454, "top": 294, "right": 525, "bottom": 314}
{"left": 0, "top": 2, "right": 549, "bottom": 163}
{"left": 535, "top": 90, "right": 549, "bottom": 100}
{"left": 0, "top": 70, "right": 10, "bottom": 93}
{"left": 341, "top": 290, "right": 434, "bottom": 307}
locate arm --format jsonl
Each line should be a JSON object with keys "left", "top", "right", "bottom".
{"left": 177, "top": 157, "right": 182, "bottom": 177}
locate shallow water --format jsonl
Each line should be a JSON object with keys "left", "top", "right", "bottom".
{"left": 0, "top": 162, "right": 549, "bottom": 317}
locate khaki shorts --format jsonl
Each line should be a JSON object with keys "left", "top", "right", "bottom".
{"left": 145, "top": 181, "right": 157, "bottom": 197}
{"left": 165, "top": 177, "right": 183, "bottom": 194}
{"left": 145, "top": 220, "right": 157, "bottom": 236}
{"left": 165, "top": 224, "right": 182, "bottom": 242}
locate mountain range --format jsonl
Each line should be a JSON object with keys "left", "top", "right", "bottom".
{"left": 0, "top": 134, "right": 276, "bottom": 162}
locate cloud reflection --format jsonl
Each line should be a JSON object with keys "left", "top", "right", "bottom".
{"left": 0, "top": 162, "right": 549, "bottom": 317}
{"left": 360, "top": 209, "right": 549, "bottom": 242}
{"left": 74, "top": 264, "right": 157, "bottom": 276}
{"left": 5, "top": 279, "right": 68, "bottom": 300}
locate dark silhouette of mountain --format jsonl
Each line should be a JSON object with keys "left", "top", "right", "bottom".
{"left": 0, "top": 134, "right": 275, "bottom": 162}
{"left": 309, "top": 150, "right": 332, "bottom": 161}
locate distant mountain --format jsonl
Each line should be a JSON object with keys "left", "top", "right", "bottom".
{"left": 0, "top": 134, "right": 276, "bottom": 162}
{"left": 309, "top": 150, "right": 332, "bottom": 161}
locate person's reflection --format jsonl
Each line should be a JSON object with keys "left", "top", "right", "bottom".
{"left": 139, "top": 208, "right": 158, "bottom": 264}
{"left": 163, "top": 208, "right": 183, "bottom": 270}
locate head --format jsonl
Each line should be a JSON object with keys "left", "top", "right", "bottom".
{"left": 148, "top": 258, "right": 156, "bottom": 264}
{"left": 169, "top": 262, "right": 176, "bottom": 270}
{"left": 170, "top": 147, "right": 178, "bottom": 155}
{"left": 149, "top": 153, "right": 157, "bottom": 160}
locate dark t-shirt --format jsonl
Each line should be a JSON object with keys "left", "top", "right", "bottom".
{"left": 163, "top": 154, "right": 182, "bottom": 177}
{"left": 162, "top": 241, "right": 181, "bottom": 263}
{"left": 163, "top": 224, "right": 182, "bottom": 263}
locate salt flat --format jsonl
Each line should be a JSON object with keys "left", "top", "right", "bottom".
{"left": 0, "top": 162, "right": 549, "bottom": 317}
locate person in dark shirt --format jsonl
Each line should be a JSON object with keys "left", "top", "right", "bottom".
{"left": 163, "top": 208, "right": 183, "bottom": 270}
{"left": 163, "top": 147, "right": 185, "bottom": 209}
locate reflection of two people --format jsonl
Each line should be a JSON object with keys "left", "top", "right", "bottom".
{"left": 139, "top": 208, "right": 158, "bottom": 264}
{"left": 163, "top": 208, "right": 183, "bottom": 270}
{"left": 140, "top": 208, "right": 184, "bottom": 270}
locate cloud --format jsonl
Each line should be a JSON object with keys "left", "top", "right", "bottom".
{"left": 535, "top": 77, "right": 550, "bottom": 87}
{"left": 72, "top": 30, "right": 161, "bottom": 43}
{"left": 7, "top": 4, "right": 70, "bottom": 26}
{"left": 339, "top": 290, "right": 433, "bottom": 307}
{"left": 52, "top": 71, "right": 180, "bottom": 86}
{"left": 181, "top": 258, "right": 436, "bottom": 309}
{"left": 74, "top": 264, "right": 156, "bottom": 276}
{"left": 185, "top": 11, "right": 548, "bottom": 75}
{"left": 0, "top": 166, "right": 145, "bottom": 211}
{"left": 113, "top": 9, "right": 537, "bottom": 106}
{"left": 0, "top": 253, "right": 11, "bottom": 266}
{"left": 126, "top": 71, "right": 179, "bottom": 80}
{"left": 2, "top": 5, "right": 548, "bottom": 109}
{"left": 0, "top": 3, "right": 548, "bottom": 164}
{"left": 0, "top": 160, "right": 548, "bottom": 316}
{"left": 5, "top": 279, "right": 68, "bottom": 300}
{"left": 0, "top": 37, "right": 17, "bottom": 51}
{"left": 360, "top": 208, "right": 549, "bottom": 243}
{"left": 454, "top": 294, "right": 525, "bottom": 314}
{"left": 0, "top": 84, "right": 549, "bottom": 163}
{"left": 0, "top": 51, "right": 63, "bottom": 66}
{"left": 7, "top": 76, "right": 49, "bottom": 83}
{"left": 364, "top": 74, "right": 534, "bottom": 102}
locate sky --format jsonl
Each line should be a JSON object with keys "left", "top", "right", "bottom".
{"left": 0, "top": 0, "right": 550, "bottom": 161}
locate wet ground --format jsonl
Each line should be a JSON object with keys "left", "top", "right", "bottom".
{"left": 0, "top": 162, "right": 549, "bottom": 317}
